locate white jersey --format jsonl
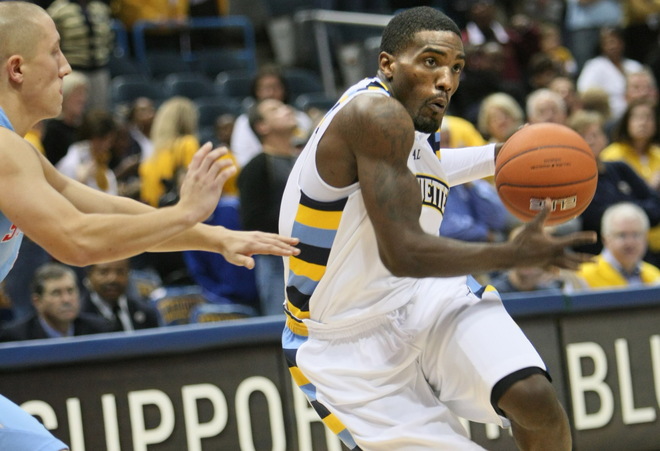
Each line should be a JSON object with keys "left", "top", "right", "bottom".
{"left": 279, "top": 78, "right": 495, "bottom": 331}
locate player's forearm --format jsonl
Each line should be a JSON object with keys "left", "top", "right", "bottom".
{"left": 145, "top": 222, "right": 225, "bottom": 253}
{"left": 52, "top": 204, "right": 201, "bottom": 265}
{"left": 381, "top": 231, "right": 519, "bottom": 278}
{"left": 58, "top": 180, "right": 228, "bottom": 254}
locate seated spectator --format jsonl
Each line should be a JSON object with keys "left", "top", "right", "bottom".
{"left": 576, "top": 202, "right": 660, "bottom": 289}
{"left": 111, "top": 98, "right": 156, "bottom": 199}
{"left": 0, "top": 263, "right": 112, "bottom": 342}
{"left": 624, "top": 68, "right": 658, "bottom": 110}
{"left": 579, "top": 87, "right": 612, "bottom": 121}
{"left": 525, "top": 52, "right": 563, "bottom": 93}
{"left": 125, "top": 96, "right": 156, "bottom": 163}
{"left": 42, "top": 70, "right": 89, "bottom": 165}
{"left": 548, "top": 76, "right": 582, "bottom": 118}
{"left": 477, "top": 92, "right": 525, "bottom": 143}
{"left": 538, "top": 21, "right": 577, "bottom": 77}
{"left": 56, "top": 109, "right": 119, "bottom": 194}
{"left": 600, "top": 98, "right": 660, "bottom": 192}
{"left": 439, "top": 178, "right": 512, "bottom": 244}
{"left": 568, "top": 110, "right": 660, "bottom": 260}
{"left": 237, "top": 98, "right": 299, "bottom": 315}
{"left": 214, "top": 113, "right": 236, "bottom": 148}
{"left": 81, "top": 259, "right": 160, "bottom": 332}
{"left": 526, "top": 87, "right": 567, "bottom": 124}
{"left": 230, "top": 64, "right": 313, "bottom": 167}
{"left": 139, "top": 96, "right": 201, "bottom": 208}
{"left": 577, "top": 27, "right": 643, "bottom": 119}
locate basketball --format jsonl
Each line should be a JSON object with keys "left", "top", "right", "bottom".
{"left": 494, "top": 123, "right": 598, "bottom": 226}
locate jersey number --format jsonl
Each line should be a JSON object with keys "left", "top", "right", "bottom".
{"left": 2, "top": 224, "right": 17, "bottom": 242}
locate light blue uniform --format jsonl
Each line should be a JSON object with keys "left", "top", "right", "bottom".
{"left": 0, "top": 107, "right": 68, "bottom": 450}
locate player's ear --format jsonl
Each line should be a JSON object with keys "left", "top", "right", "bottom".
{"left": 6, "top": 55, "right": 24, "bottom": 83}
{"left": 379, "top": 51, "right": 395, "bottom": 81}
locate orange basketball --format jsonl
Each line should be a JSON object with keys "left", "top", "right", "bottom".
{"left": 495, "top": 123, "right": 598, "bottom": 226}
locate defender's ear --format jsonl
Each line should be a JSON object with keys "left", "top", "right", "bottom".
{"left": 6, "top": 55, "right": 24, "bottom": 83}
{"left": 379, "top": 52, "right": 395, "bottom": 81}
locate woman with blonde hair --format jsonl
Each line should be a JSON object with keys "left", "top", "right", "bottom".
{"left": 476, "top": 92, "right": 524, "bottom": 143}
{"left": 139, "top": 97, "right": 201, "bottom": 207}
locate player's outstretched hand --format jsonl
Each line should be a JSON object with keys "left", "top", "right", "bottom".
{"left": 177, "top": 143, "right": 236, "bottom": 223}
{"left": 512, "top": 200, "right": 596, "bottom": 271}
{"left": 219, "top": 230, "right": 300, "bottom": 269}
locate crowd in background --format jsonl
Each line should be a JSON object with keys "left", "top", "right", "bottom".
{"left": 1, "top": 0, "right": 660, "bottom": 341}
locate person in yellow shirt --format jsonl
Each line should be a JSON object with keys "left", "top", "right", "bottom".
{"left": 600, "top": 98, "right": 660, "bottom": 191}
{"left": 442, "top": 114, "right": 487, "bottom": 148}
{"left": 139, "top": 96, "right": 238, "bottom": 207}
{"left": 577, "top": 202, "right": 660, "bottom": 289}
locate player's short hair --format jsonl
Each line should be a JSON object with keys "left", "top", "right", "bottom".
{"left": 380, "top": 6, "right": 460, "bottom": 56}
{"left": 0, "top": 1, "right": 49, "bottom": 60}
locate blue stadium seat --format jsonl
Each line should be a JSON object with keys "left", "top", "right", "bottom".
{"left": 195, "top": 96, "right": 244, "bottom": 129}
{"left": 294, "top": 92, "right": 337, "bottom": 114}
{"left": 144, "top": 50, "right": 196, "bottom": 80}
{"left": 110, "top": 74, "right": 164, "bottom": 107}
{"left": 283, "top": 67, "right": 324, "bottom": 99}
{"left": 214, "top": 70, "right": 254, "bottom": 101}
{"left": 163, "top": 72, "right": 215, "bottom": 100}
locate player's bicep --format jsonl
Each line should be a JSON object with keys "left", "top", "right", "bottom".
{"left": 351, "top": 100, "right": 423, "bottom": 262}
{"left": 0, "top": 140, "right": 83, "bottom": 239}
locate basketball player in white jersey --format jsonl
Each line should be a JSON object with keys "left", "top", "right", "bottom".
{"left": 0, "top": 2, "right": 298, "bottom": 449}
{"left": 280, "top": 6, "right": 596, "bottom": 450}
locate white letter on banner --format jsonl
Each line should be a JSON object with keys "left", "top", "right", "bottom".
{"left": 235, "top": 376, "right": 286, "bottom": 451}
{"left": 20, "top": 400, "right": 58, "bottom": 430}
{"left": 102, "top": 394, "right": 121, "bottom": 451}
{"left": 652, "top": 335, "right": 660, "bottom": 408}
{"left": 66, "top": 398, "right": 85, "bottom": 451}
{"left": 182, "top": 383, "right": 228, "bottom": 451}
{"left": 567, "top": 342, "right": 614, "bottom": 430}
{"left": 291, "top": 379, "right": 342, "bottom": 451}
{"left": 128, "top": 389, "right": 175, "bottom": 451}
{"left": 615, "top": 338, "right": 656, "bottom": 424}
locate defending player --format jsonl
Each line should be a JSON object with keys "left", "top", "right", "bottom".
{"left": 0, "top": 2, "right": 298, "bottom": 449}
{"left": 280, "top": 7, "right": 596, "bottom": 450}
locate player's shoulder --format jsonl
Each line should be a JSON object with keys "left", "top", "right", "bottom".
{"left": 339, "top": 91, "right": 410, "bottom": 130}
{"left": 0, "top": 127, "right": 37, "bottom": 158}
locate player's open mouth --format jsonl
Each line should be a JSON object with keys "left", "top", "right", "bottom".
{"left": 428, "top": 98, "right": 447, "bottom": 113}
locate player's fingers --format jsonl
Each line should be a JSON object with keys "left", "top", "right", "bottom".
{"left": 559, "top": 230, "right": 598, "bottom": 248}
{"left": 189, "top": 142, "right": 213, "bottom": 170}
{"left": 247, "top": 232, "right": 301, "bottom": 255}
{"left": 199, "top": 146, "right": 230, "bottom": 173}
{"left": 215, "top": 163, "right": 237, "bottom": 186}
{"left": 528, "top": 199, "right": 551, "bottom": 230}
{"left": 227, "top": 254, "right": 255, "bottom": 269}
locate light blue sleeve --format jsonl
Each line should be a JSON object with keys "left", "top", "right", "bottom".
{"left": 0, "top": 395, "right": 68, "bottom": 451}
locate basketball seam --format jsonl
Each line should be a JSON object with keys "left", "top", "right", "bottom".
{"left": 496, "top": 172, "right": 598, "bottom": 189}
{"left": 496, "top": 145, "right": 594, "bottom": 171}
